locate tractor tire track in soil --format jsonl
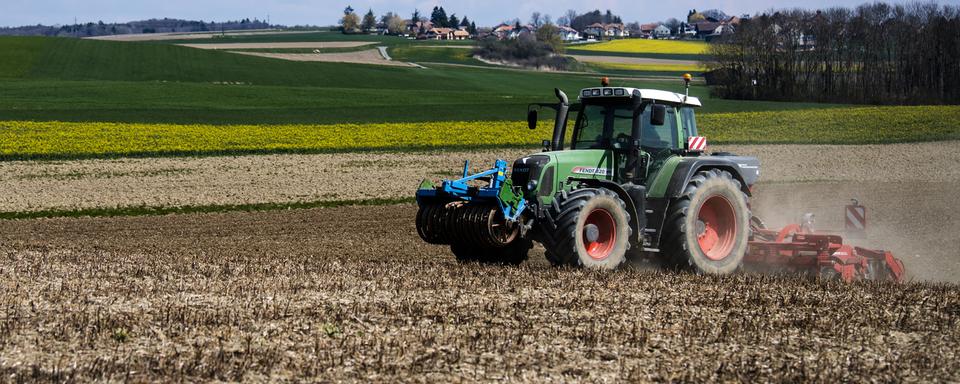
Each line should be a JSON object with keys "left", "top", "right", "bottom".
{"left": 1, "top": 202, "right": 958, "bottom": 381}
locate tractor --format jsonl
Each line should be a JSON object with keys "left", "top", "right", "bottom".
{"left": 415, "top": 76, "right": 904, "bottom": 281}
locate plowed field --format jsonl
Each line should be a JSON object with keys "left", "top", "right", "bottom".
{"left": 1, "top": 142, "right": 958, "bottom": 381}
{"left": 0, "top": 201, "right": 958, "bottom": 382}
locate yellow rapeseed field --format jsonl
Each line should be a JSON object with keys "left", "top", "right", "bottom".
{"left": 0, "top": 106, "right": 956, "bottom": 159}
{"left": 0, "top": 121, "right": 540, "bottom": 159}
{"left": 589, "top": 62, "right": 707, "bottom": 73}
{"left": 573, "top": 39, "right": 709, "bottom": 55}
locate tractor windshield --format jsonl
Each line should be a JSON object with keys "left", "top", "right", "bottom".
{"left": 572, "top": 103, "right": 679, "bottom": 150}
{"left": 572, "top": 104, "right": 633, "bottom": 149}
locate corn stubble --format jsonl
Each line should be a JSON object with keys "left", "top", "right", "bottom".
{"left": 0, "top": 205, "right": 957, "bottom": 382}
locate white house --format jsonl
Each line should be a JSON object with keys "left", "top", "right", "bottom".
{"left": 583, "top": 23, "right": 606, "bottom": 39}
{"left": 558, "top": 26, "right": 581, "bottom": 41}
{"left": 583, "top": 23, "right": 629, "bottom": 39}
{"left": 653, "top": 24, "right": 671, "bottom": 38}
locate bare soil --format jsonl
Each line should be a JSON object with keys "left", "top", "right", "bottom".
{"left": 179, "top": 42, "right": 374, "bottom": 50}
{"left": 0, "top": 205, "right": 957, "bottom": 382}
{"left": 2, "top": 142, "right": 956, "bottom": 213}
{"left": 232, "top": 50, "right": 414, "bottom": 66}
{"left": 1, "top": 142, "right": 957, "bottom": 380}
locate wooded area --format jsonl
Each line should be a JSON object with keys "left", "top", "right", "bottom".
{"left": 707, "top": 2, "right": 960, "bottom": 104}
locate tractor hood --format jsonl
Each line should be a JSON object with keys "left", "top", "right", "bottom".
{"left": 511, "top": 150, "right": 611, "bottom": 201}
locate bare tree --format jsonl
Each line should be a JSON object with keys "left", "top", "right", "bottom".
{"left": 565, "top": 10, "right": 578, "bottom": 26}
{"left": 708, "top": 2, "right": 960, "bottom": 104}
{"left": 530, "top": 12, "right": 543, "bottom": 28}
{"left": 664, "top": 18, "right": 681, "bottom": 35}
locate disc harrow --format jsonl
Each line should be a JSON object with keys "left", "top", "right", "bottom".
{"left": 745, "top": 214, "right": 904, "bottom": 283}
{"left": 416, "top": 202, "right": 518, "bottom": 248}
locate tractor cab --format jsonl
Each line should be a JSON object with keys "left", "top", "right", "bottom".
{"left": 571, "top": 86, "right": 701, "bottom": 153}
{"left": 524, "top": 80, "right": 704, "bottom": 191}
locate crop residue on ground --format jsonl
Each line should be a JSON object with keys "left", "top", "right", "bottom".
{"left": 0, "top": 205, "right": 957, "bottom": 382}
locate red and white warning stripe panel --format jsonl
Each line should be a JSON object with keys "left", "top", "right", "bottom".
{"left": 687, "top": 136, "right": 707, "bottom": 151}
{"left": 845, "top": 204, "right": 866, "bottom": 230}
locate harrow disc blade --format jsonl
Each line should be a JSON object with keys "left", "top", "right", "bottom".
{"left": 415, "top": 202, "right": 518, "bottom": 248}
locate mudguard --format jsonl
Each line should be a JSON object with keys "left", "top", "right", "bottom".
{"left": 664, "top": 155, "right": 760, "bottom": 198}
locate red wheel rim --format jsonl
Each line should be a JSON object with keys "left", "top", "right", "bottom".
{"left": 583, "top": 208, "right": 616, "bottom": 260}
{"left": 696, "top": 195, "right": 737, "bottom": 261}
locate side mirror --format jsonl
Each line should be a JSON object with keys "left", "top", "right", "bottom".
{"left": 650, "top": 104, "right": 666, "bottom": 126}
{"left": 527, "top": 110, "right": 538, "bottom": 130}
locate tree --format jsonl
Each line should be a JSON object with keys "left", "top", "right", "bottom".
{"left": 688, "top": 9, "right": 706, "bottom": 23}
{"left": 382, "top": 12, "right": 405, "bottom": 35}
{"left": 469, "top": 21, "right": 477, "bottom": 35}
{"left": 412, "top": 9, "right": 421, "bottom": 23}
{"left": 530, "top": 12, "right": 543, "bottom": 28}
{"left": 460, "top": 16, "right": 471, "bottom": 28}
{"left": 361, "top": 9, "right": 377, "bottom": 32}
{"left": 431, "top": 6, "right": 449, "bottom": 27}
{"left": 340, "top": 6, "right": 360, "bottom": 33}
{"left": 448, "top": 14, "right": 459, "bottom": 29}
{"left": 707, "top": 2, "right": 960, "bottom": 104}
{"left": 563, "top": 10, "right": 578, "bottom": 27}
{"left": 664, "top": 18, "right": 681, "bottom": 35}
{"left": 570, "top": 10, "right": 620, "bottom": 31}
{"left": 535, "top": 23, "right": 563, "bottom": 53}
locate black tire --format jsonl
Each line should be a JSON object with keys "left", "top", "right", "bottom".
{"left": 820, "top": 266, "right": 842, "bottom": 281}
{"left": 662, "top": 169, "right": 749, "bottom": 275}
{"left": 451, "top": 238, "right": 531, "bottom": 265}
{"left": 539, "top": 188, "right": 632, "bottom": 270}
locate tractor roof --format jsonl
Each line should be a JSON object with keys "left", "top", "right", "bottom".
{"left": 578, "top": 87, "right": 702, "bottom": 107}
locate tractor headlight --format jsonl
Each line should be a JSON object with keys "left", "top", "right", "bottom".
{"left": 603, "top": 88, "right": 613, "bottom": 96}
{"left": 526, "top": 180, "right": 538, "bottom": 191}
{"left": 581, "top": 89, "right": 592, "bottom": 97}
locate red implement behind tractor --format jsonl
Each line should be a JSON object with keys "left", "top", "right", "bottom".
{"left": 746, "top": 207, "right": 905, "bottom": 283}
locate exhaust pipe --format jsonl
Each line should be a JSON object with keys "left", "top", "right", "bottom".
{"left": 551, "top": 88, "right": 569, "bottom": 151}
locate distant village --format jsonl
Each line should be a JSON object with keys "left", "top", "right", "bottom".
{"left": 342, "top": 6, "right": 746, "bottom": 42}
{"left": 0, "top": 6, "right": 745, "bottom": 41}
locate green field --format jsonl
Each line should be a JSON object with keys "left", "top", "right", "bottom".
{"left": 0, "top": 36, "right": 843, "bottom": 125}
{"left": 388, "top": 46, "right": 484, "bottom": 66}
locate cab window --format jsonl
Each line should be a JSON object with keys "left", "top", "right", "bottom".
{"left": 681, "top": 107, "right": 698, "bottom": 138}
{"left": 641, "top": 105, "right": 679, "bottom": 149}
{"left": 573, "top": 104, "right": 634, "bottom": 149}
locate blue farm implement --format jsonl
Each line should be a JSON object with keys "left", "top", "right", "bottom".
{"left": 415, "top": 160, "right": 528, "bottom": 251}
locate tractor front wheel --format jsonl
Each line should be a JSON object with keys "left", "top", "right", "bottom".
{"left": 663, "top": 169, "right": 749, "bottom": 275}
{"left": 540, "top": 188, "right": 632, "bottom": 270}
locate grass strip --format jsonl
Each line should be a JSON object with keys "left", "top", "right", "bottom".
{"left": 0, "top": 197, "right": 416, "bottom": 220}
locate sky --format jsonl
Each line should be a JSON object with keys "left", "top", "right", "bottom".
{"left": 3, "top": 0, "right": 957, "bottom": 28}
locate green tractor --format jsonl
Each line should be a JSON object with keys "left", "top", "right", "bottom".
{"left": 415, "top": 78, "right": 760, "bottom": 274}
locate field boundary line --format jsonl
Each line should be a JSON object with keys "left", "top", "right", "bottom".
{"left": 0, "top": 198, "right": 416, "bottom": 221}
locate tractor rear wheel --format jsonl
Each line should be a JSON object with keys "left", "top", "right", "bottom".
{"left": 540, "top": 188, "right": 632, "bottom": 270}
{"left": 451, "top": 238, "right": 531, "bottom": 265}
{"left": 662, "top": 169, "right": 749, "bottom": 275}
